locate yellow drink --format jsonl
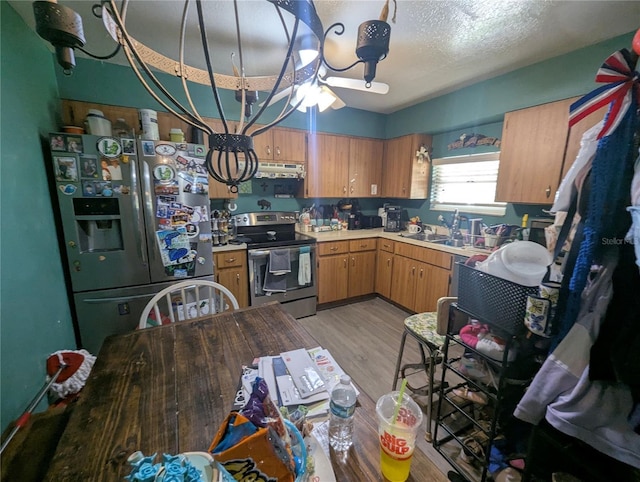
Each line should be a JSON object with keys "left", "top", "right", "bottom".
{"left": 380, "top": 445, "right": 414, "bottom": 481}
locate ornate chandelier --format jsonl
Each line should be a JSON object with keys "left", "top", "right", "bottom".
{"left": 33, "top": 0, "right": 394, "bottom": 191}
{"left": 99, "top": 0, "right": 324, "bottom": 193}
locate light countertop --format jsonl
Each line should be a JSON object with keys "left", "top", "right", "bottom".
{"left": 212, "top": 228, "right": 490, "bottom": 258}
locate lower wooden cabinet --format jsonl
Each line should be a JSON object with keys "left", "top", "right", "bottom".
{"left": 317, "top": 239, "right": 377, "bottom": 304}
{"left": 214, "top": 249, "right": 249, "bottom": 307}
{"left": 375, "top": 241, "right": 395, "bottom": 299}
{"left": 389, "top": 245, "right": 452, "bottom": 313}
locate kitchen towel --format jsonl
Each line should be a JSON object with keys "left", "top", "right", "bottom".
{"left": 269, "top": 249, "right": 291, "bottom": 275}
{"left": 298, "top": 250, "right": 311, "bottom": 286}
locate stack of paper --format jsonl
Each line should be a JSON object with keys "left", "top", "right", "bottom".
{"left": 234, "top": 347, "right": 356, "bottom": 418}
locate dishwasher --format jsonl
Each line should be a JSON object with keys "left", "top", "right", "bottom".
{"left": 450, "top": 255, "right": 468, "bottom": 297}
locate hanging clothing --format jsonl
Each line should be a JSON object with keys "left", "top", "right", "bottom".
{"left": 514, "top": 248, "right": 640, "bottom": 469}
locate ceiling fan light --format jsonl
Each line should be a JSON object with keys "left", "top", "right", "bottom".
{"left": 317, "top": 88, "right": 337, "bottom": 112}
{"left": 298, "top": 48, "right": 320, "bottom": 67}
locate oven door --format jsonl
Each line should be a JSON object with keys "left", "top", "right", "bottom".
{"left": 248, "top": 244, "right": 317, "bottom": 308}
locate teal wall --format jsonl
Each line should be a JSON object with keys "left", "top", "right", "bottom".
{"left": 1, "top": 1, "right": 76, "bottom": 431}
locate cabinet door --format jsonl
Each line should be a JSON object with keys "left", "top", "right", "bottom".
{"left": 375, "top": 249, "right": 394, "bottom": 299}
{"left": 317, "top": 255, "right": 349, "bottom": 304}
{"left": 382, "top": 134, "right": 431, "bottom": 199}
{"left": 413, "top": 264, "right": 451, "bottom": 313}
{"left": 252, "top": 127, "right": 274, "bottom": 160}
{"left": 306, "top": 133, "right": 350, "bottom": 198}
{"left": 273, "top": 128, "right": 306, "bottom": 162}
{"left": 348, "top": 251, "right": 377, "bottom": 298}
{"left": 496, "top": 99, "right": 573, "bottom": 204}
{"left": 390, "top": 256, "right": 417, "bottom": 309}
{"left": 216, "top": 268, "right": 249, "bottom": 308}
{"left": 349, "top": 137, "right": 383, "bottom": 197}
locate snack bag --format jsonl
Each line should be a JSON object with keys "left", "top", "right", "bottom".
{"left": 209, "top": 378, "right": 296, "bottom": 482}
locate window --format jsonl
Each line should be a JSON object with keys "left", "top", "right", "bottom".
{"left": 430, "top": 152, "right": 506, "bottom": 216}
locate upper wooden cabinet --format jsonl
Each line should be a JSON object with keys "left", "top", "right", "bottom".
{"left": 496, "top": 97, "right": 607, "bottom": 204}
{"left": 306, "top": 133, "right": 383, "bottom": 198}
{"left": 306, "top": 133, "right": 351, "bottom": 198}
{"left": 381, "top": 133, "right": 432, "bottom": 199}
{"left": 252, "top": 126, "right": 306, "bottom": 162}
{"left": 349, "top": 137, "right": 383, "bottom": 197}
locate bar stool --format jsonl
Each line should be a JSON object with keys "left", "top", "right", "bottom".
{"left": 392, "top": 297, "right": 456, "bottom": 441}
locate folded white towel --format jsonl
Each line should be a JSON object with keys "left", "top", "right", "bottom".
{"left": 298, "top": 252, "right": 311, "bottom": 285}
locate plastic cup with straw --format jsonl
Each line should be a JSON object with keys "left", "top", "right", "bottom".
{"left": 376, "top": 379, "right": 423, "bottom": 482}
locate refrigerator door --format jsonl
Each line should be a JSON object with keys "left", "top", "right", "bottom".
{"left": 138, "top": 140, "right": 214, "bottom": 283}
{"left": 51, "top": 134, "right": 151, "bottom": 292}
{"left": 73, "top": 277, "right": 213, "bottom": 354}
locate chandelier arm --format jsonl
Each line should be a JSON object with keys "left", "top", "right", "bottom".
{"left": 233, "top": 0, "right": 247, "bottom": 133}
{"left": 195, "top": 0, "right": 230, "bottom": 134}
{"left": 105, "top": 1, "right": 212, "bottom": 135}
{"left": 321, "top": 22, "right": 363, "bottom": 73}
{"left": 120, "top": 42, "right": 211, "bottom": 134}
{"left": 240, "top": 12, "right": 300, "bottom": 135}
{"left": 178, "top": 0, "right": 206, "bottom": 127}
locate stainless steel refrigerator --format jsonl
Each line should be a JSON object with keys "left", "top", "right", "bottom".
{"left": 49, "top": 134, "right": 214, "bottom": 353}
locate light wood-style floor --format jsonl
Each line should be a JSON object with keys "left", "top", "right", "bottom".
{"left": 298, "top": 297, "right": 453, "bottom": 482}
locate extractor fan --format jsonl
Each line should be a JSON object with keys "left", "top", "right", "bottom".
{"left": 261, "top": 65, "right": 389, "bottom": 112}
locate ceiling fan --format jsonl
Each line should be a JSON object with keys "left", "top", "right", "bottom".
{"left": 260, "top": 65, "right": 389, "bottom": 112}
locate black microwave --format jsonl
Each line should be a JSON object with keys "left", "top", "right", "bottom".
{"left": 528, "top": 218, "right": 553, "bottom": 247}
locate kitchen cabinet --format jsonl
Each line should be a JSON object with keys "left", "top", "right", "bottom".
{"left": 381, "top": 133, "right": 432, "bottom": 199}
{"left": 252, "top": 126, "right": 306, "bottom": 162}
{"left": 496, "top": 97, "right": 607, "bottom": 204}
{"left": 316, "top": 239, "right": 377, "bottom": 304}
{"left": 390, "top": 243, "right": 452, "bottom": 313}
{"left": 375, "top": 240, "right": 395, "bottom": 299}
{"left": 306, "top": 133, "right": 350, "bottom": 198}
{"left": 306, "top": 134, "right": 383, "bottom": 198}
{"left": 348, "top": 137, "right": 383, "bottom": 197}
{"left": 214, "top": 250, "right": 249, "bottom": 308}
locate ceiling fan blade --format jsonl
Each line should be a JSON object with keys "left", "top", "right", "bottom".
{"left": 323, "top": 76, "right": 389, "bottom": 94}
{"left": 329, "top": 91, "right": 346, "bottom": 110}
{"left": 258, "top": 86, "right": 294, "bottom": 108}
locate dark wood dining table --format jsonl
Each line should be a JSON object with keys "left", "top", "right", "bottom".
{"left": 45, "top": 301, "right": 439, "bottom": 481}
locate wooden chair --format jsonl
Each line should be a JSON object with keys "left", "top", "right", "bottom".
{"left": 392, "top": 297, "right": 457, "bottom": 442}
{"left": 139, "top": 280, "right": 239, "bottom": 329}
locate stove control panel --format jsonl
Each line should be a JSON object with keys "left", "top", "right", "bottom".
{"left": 235, "top": 211, "right": 298, "bottom": 227}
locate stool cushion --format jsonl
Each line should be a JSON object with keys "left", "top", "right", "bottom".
{"left": 404, "top": 312, "right": 447, "bottom": 348}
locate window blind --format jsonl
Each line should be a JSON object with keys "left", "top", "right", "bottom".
{"left": 430, "top": 152, "right": 506, "bottom": 215}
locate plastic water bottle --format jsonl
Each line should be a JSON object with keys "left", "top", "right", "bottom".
{"left": 328, "top": 374, "right": 357, "bottom": 451}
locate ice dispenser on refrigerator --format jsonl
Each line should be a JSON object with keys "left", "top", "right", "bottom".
{"left": 74, "top": 198, "right": 124, "bottom": 252}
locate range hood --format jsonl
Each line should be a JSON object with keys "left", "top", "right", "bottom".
{"left": 254, "top": 162, "right": 306, "bottom": 179}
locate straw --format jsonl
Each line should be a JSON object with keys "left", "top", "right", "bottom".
{"left": 392, "top": 379, "right": 408, "bottom": 425}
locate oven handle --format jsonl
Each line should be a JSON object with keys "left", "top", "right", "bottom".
{"left": 248, "top": 250, "right": 271, "bottom": 258}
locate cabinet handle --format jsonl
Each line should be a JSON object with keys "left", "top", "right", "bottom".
{"left": 411, "top": 266, "right": 416, "bottom": 276}
{"left": 360, "top": 244, "right": 367, "bottom": 248}
{"left": 266, "top": 145, "right": 271, "bottom": 156}
{"left": 330, "top": 247, "right": 338, "bottom": 251}
{"left": 383, "top": 243, "right": 391, "bottom": 248}
{"left": 236, "top": 273, "right": 240, "bottom": 285}
{"left": 343, "top": 186, "right": 347, "bottom": 194}
{"left": 343, "top": 258, "right": 347, "bottom": 268}
{"left": 387, "top": 259, "right": 391, "bottom": 267}
{"left": 351, "top": 257, "right": 355, "bottom": 267}
{"left": 276, "top": 146, "right": 281, "bottom": 157}
{"left": 225, "top": 258, "right": 236, "bottom": 263}
{"left": 545, "top": 185, "right": 551, "bottom": 198}
{"left": 419, "top": 268, "right": 424, "bottom": 278}
{"left": 350, "top": 186, "right": 354, "bottom": 193}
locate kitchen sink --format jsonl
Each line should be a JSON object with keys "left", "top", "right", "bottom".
{"left": 400, "top": 232, "right": 450, "bottom": 242}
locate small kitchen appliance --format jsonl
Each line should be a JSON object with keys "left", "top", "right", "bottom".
{"left": 384, "top": 206, "right": 403, "bottom": 232}
{"left": 360, "top": 215, "right": 383, "bottom": 229}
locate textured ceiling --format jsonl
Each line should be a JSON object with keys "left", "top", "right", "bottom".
{"left": 11, "top": 0, "right": 640, "bottom": 114}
